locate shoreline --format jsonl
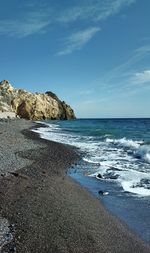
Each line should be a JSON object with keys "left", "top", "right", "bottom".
{"left": 0, "top": 119, "right": 150, "bottom": 252}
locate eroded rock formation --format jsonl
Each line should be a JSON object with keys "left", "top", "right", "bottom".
{"left": 0, "top": 80, "right": 76, "bottom": 120}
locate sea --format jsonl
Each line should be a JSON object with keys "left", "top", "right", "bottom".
{"left": 33, "top": 118, "right": 150, "bottom": 243}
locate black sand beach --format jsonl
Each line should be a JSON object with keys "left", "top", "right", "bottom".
{"left": 0, "top": 119, "right": 150, "bottom": 253}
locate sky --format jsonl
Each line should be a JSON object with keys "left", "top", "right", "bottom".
{"left": 0, "top": 0, "right": 150, "bottom": 118}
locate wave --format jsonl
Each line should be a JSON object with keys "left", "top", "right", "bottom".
{"left": 135, "top": 145, "right": 150, "bottom": 163}
{"left": 106, "top": 137, "right": 150, "bottom": 164}
{"left": 106, "top": 137, "right": 142, "bottom": 149}
{"left": 89, "top": 164, "right": 150, "bottom": 196}
{"left": 32, "top": 124, "right": 150, "bottom": 196}
{"left": 83, "top": 158, "right": 100, "bottom": 165}
{"left": 121, "top": 179, "right": 150, "bottom": 196}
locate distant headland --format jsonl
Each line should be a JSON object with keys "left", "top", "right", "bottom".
{"left": 0, "top": 80, "right": 76, "bottom": 120}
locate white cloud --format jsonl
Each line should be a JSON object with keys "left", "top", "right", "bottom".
{"left": 56, "top": 0, "right": 136, "bottom": 55}
{"left": 79, "top": 89, "right": 94, "bottom": 96}
{"left": 0, "top": 20, "right": 50, "bottom": 38}
{"left": 99, "top": 44, "right": 150, "bottom": 84}
{"left": 56, "top": 0, "right": 135, "bottom": 23}
{"left": 0, "top": 0, "right": 136, "bottom": 38}
{"left": 57, "top": 27, "right": 101, "bottom": 55}
{"left": 84, "top": 44, "right": 150, "bottom": 99}
{"left": 94, "top": 0, "right": 136, "bottom": 21}
{"left": 131, "top": 70, "right": 150, "bottom": 84}
{"left": 0, "top": 10, "right": 51, "bottom": 37}
{"left": 81, "top": 100, "right": 95, "bottom": 105}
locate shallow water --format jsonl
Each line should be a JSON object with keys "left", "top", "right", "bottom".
{"left": 33, "top": 118, "right": 150, "bottom": 243}
{"left": 69, "top": 162, "right": 150, "bottom": 243}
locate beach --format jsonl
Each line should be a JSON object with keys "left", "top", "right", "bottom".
{"left": 0, "top": 119, "right": 150, "bottom": 253}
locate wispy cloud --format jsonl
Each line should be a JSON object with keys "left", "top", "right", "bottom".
{"left": 0, "top": 20, "right": 50, "bottom": 38}
{"left": 0, "top": 9, "right": 51, "bottom": 37}
{"left": 99, "top": 44, "right": 150, "bottom": 84}
{"left": 56, "top": 0, "right": 136, "bottom": 23}
{"left": 79, "top": 89, "right": 94, "bottom": 96}
{"left": 93, "top": 0, "right": 136, "bottom": 21}
{"left": 57, "top": 27, "right": 101, "bottom": 55}
{"left": 131, "top": 70, "right": 150, "bottom": 84}
{"left": 0, "top": 0, "right": 136, "bottom": 38}
{"left": 85, "top": 44, "right": 150, "bottom": 99}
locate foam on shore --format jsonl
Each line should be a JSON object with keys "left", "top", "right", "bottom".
{"left": 33, "top": 123, "right": 150, "bottom": 196}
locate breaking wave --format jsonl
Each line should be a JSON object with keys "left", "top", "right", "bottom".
{"left": 33, "top": 122, "right": 150, "bottom": 196}
{"left": 106, "top": 137, "right": 150, "bottom": 164}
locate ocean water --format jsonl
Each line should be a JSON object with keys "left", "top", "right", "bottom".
{"left": 33, "top": 118, "right": 150, "bottom": 243}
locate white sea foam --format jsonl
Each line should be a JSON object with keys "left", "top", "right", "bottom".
{"left": 106, "top": 137, "right": 141, "bottom": 149}
{"left": 90, "top": 164, "right": 150, "bottom": 196}
{"left": 33, "top": 125, "right": 150, "bottom": 196}
{"left": 34, "top": 121, "right": 60, "bottom": 130}
{"left": 106, "top": 137, "right": 150, "bottom": 164}
{"left": 83, "top": 158, "right": 100, "bottom": 164}
{"left": 135, "top": 145, "right": 150, "bottom": 163}
{"left": 145, "top": 153, "right": 150, "bottom": 163}
{"left": 118, "top": 169, "right": 150, "bottom": 196}
{"left": 121, "top": 181, "right": 150, "bottom": 196}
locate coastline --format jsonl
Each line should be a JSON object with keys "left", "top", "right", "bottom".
{"left": 0, "top": 119, "right": 150, "bottom": 253}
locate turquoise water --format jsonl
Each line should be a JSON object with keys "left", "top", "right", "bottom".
{"left": 33, "top": 118, "right": 150, "bottom": 243}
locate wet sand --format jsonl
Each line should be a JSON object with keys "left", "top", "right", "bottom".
{"left": 0, "top": 119, "right": 150, "bottom": 253}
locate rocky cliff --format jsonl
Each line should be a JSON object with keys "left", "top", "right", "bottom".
{"left": 0, "top": 80, "right": 76, "bottom": 120}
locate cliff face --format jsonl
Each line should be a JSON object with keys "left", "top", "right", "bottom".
{"left": 0, "top": 80, "right": 76, "bottom": 120}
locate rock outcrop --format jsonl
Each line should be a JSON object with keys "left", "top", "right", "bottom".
{"left": 0, "top": 80, "right": 76, "bottom": 120}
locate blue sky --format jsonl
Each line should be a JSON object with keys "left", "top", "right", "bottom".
{"left": 0, "top": 0, "right": 150, "bottom": 118}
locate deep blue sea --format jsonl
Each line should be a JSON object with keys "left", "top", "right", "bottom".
{"left": 33, "top": 118, "right": 150, "bottom": 243}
